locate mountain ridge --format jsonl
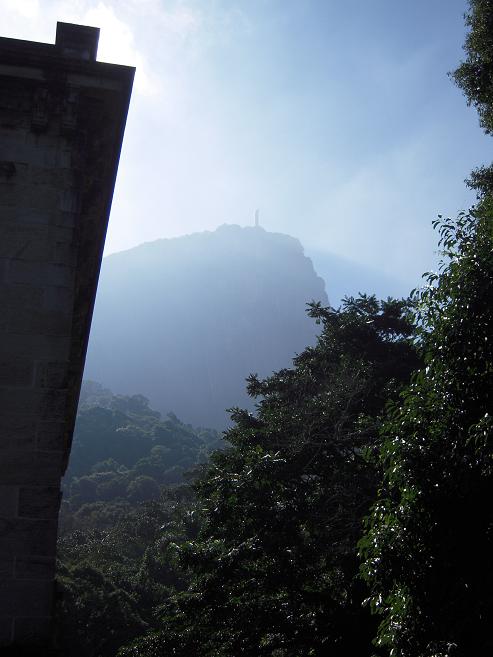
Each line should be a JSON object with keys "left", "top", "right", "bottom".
{"left": 85, "top": 224, "right": 327, "bottom": 428}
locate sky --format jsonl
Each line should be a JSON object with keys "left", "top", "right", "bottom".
{"left": 1, "top": 0, "right": 490, "bottom": 295}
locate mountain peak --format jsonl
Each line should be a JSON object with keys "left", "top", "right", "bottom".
{"left": 85, "top": 226, "right": 327, "bottom": 428}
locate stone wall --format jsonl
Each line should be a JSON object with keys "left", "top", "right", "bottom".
{"left": 0, "top": 23, "right": 134, "bottom": 648}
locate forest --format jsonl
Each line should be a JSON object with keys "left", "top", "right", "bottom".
{"left": 55, "top": 2, "right": 493, "bottom": 656}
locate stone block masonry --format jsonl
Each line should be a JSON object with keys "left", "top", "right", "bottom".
{"left": 0, "top": 23, "right": 134, "bottom": 649}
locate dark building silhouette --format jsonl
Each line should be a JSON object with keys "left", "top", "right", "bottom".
{"left": 0, "top": 23, "right": 133, "bottom": 648}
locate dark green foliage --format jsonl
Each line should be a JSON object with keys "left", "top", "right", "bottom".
{"left": 119, "top": 296, "right": 418, "bottom": 657}
{"left": 452, "top": 0, "right": 493, "bottom": 194}
{"left": 359, "top": 6, "right": 493, "bottom": 653}
{"left": 56, "top": 562, "right": 146, "bottom": 657}
{"left": 56, "top": 388, "right": 220, "bottom": 656}
{"left": 126, "top": 476, "right": 161, "bottom": 503}
{"left": 453, "top": 0, "right": 493, "bottom": 135}
{"left": 360, "top": 209, "right": 493, "bottom": 656}
{"left": 0, "top": 648, "right": 61, "bottom": 657}
{"left": 56, "top": 491, "right": 199, "bottom": 657}
{"left": 62, "top": 384, "right": 222, "bottom": 515}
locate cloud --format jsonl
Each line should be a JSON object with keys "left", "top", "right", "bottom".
{"left": 2, "top": 0, "right": 40, "bottom": 19}
{"left": 39, "top": 1, "right": 157, "bottom": 96}
{"left": 156, "top": 4, "right": 202, "bottom": 38}
{"left": 78, "top": 2, "right": 157, "bottom": 95}
{"left": 0, "top": 0, "right": 168, "bottom": 96}
{"left": 311, "top": 137, "right": 437, "bottom": 282}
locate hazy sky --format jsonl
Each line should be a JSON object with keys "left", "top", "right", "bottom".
{"left": 2, "top": 0, "right": 490, "bottom": 292}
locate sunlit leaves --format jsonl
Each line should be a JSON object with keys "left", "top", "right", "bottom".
{"left": 122, "top": 296, "right": 419, "bottom": 656}
{"left": 360, "top": 207, "right": 493, "bottom": 657}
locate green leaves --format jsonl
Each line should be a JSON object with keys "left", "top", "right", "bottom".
{"left": 452, "top": 0, "right": 493, "bottom": 136}
{"left": 452, "top": 0, "right": 493, "bottom": 196}
{"left": 128, "top": 296, "right": 419, "bottom": 656}
{"left": 360, "top": 207, "right": 493, "bottom": 657}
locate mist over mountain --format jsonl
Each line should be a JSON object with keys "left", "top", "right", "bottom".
{"left": 307, "top": 248, "right": 411, "bottom": 306}
{"left": 84, "top": 225, "right": 328, "bottom": 428}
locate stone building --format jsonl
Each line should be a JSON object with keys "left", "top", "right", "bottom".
{"left": 0, "top": 23, "right": 134, "bottom": 649}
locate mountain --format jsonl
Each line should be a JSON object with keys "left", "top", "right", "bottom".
{"left": 84, "top": 225, "right": 328, "bottom": 428}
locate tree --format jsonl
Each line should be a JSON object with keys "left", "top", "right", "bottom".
{"left": 360, "top": 209, "right": 493, "bottom": 656}
{"left": 56, "top": 493, "right": 198, "bottom": 657}
{"left": 56, "top": 561, "right": 147, "bottom": 657}
{"left": 126, "top": 475, "right": 161, "bottom": 503}
{"left": 452, "top": 0, "right": 493, "bottom": 195}
{"left": 359, "top": 4, "right": 493, "bottom": 653}
{"left": 120, "top": 296, "right": 419, "bottom": 657}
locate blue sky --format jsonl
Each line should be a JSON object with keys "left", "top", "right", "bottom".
{"left": 2, "top": 0, "right": 490, "bottom": 296}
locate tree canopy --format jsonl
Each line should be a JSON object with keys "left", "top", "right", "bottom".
{"left": 453, "top": 0, "right": 493, "bottom": 194}
{"left": 360, "top": 206, "right": 493, "bottom": 657}
{"left": 119, "top": 296, "right": 419, "bottom": 657}
{"left": 359, "top": 5, "right": 493, "bottom": 652}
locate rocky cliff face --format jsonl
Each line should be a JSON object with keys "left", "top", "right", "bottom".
{"left": 84, "top": 224, "right": 327, "bottom": 428}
